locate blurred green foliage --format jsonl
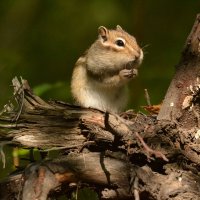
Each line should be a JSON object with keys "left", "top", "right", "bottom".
{"left": 71, "top": 188, "right": 98, "bottom": 200}
{"left": 0, "top": 0, "right": 199, "bottom": 109}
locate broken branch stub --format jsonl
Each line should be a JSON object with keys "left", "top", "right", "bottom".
{"left": 158, "top": 14, "right": 200, "bottom": 127}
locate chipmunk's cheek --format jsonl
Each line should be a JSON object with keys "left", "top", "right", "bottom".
{"left": 138, "top": 49, "right": 144, "bottom": 65}
{"left": 124, "top": 59, "right": 139, "bottom": 70}
{"left": 129, "top": 49, "right": 144, "bottom": 68}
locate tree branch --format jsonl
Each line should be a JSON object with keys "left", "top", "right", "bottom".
{"left": 158, "top": 14, "right": 200, "bottom": 124}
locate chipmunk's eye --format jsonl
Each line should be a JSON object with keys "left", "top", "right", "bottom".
{"left": 115, "top": 39, "right": 125, "bottom": 47}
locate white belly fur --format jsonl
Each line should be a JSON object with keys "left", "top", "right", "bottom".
{"left": 71, "top": 65, "right": 128, "bottom": 113}
{"left": 80, "top": 80, "right": 128, "bottom": 113}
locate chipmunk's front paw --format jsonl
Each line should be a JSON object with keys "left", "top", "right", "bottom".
{"left": 119, "top": 69, "right": 138, "bottom": 80}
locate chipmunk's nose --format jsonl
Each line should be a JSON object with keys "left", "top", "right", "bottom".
{"left": 132, "top": 48, "right": 142, "bottom": 60}
{"left": 132, "top": 49, "right": 143, "bottom": 66}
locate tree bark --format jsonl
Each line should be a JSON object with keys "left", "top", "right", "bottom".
{"left": 1, "top": 14, "right": 200, "bottom": 200}
{"left": 157, "top": 14, "right": 200, "bottom": 124}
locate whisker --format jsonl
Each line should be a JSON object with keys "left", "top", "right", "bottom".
{"left": 142, "top": 44, "right": 151, "bottom": 49}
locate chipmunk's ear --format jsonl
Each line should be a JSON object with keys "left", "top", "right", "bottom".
{"left": 98, "top": 26, "right": 109, "bottom": 41}
{"left": 116, "top": 25, "right": 123, "bottom": 31}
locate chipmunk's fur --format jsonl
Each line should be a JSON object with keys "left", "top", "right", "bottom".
{"left": 71, "top": 25, "right": 143, "bottom": 113}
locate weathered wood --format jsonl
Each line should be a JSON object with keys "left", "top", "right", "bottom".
{"left": 0, "top": 77, "right": 166, "bottom": 161}
{"left": 158, "top": 14, "right": 200, "bottom": 125}
{"left": 22, "top": 152, "right": 134, "bottom": 200}
{"left": 1, "top": 153, "right": 200, "bottom": 200}
{"left": 0, "top": 78, "right": 170, "bottom": 199}
{"left": 0, "top": 173, "right": 23, "bottom": 199}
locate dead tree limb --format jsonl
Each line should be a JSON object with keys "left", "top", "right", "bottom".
{"left": 1, "top": 14, "right": 200, "bottom": 200}
{"left": 158, "top": 14, "right": 200, "bottom": 124}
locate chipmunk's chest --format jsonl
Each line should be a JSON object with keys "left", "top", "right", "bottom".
{"left": 83, "top": 81, "right": 127, "bottom": 113}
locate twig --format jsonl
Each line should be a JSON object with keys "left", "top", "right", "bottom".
{"left": 0, "top": 145, "right": 6, "bottom": 168}
{"left": 133, "top": 177, "right": 140, "bottom": 200}
{"left": 144, "top": 89, "right": 151, "bottom": 106}
{"left": 12, "top": 77, "right": 25, "bottom": 122}
{"left": 135, "top": 132, "right": 168, "bottom": 162}
{"left": 0, "top": 141, "right": 13, "bottom": 168}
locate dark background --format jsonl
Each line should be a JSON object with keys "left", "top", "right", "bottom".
{"left": 0, "top": 0, "right": 199, "bottom": 110}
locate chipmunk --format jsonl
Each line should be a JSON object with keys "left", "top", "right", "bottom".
{"left": 71, "top": 25, "right": 143, "bottom": 113}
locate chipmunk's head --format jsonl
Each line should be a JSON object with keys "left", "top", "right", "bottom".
{"left": 95, "top": 25, "right": 143, "bottom": 70}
